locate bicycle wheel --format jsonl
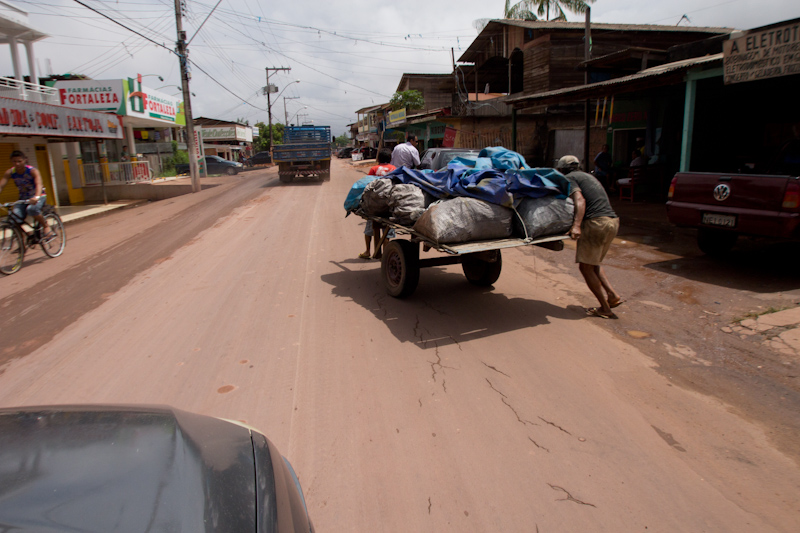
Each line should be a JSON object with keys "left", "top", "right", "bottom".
{"left": 0, "top": 222, "right": 24, "bottom": 275}
{"left": 40, "top": 213, "right": 66, "bottom": 258}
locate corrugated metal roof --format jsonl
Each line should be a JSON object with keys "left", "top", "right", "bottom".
{"left": 458, "top": 20, "right": 732, "bottom": 63}
{"left": 507, "top": 53, "right": 723, "bottom": 107}
{"left": 355, "top": 104, "right": 384, "bottom": 114}
{"left": 498, "top": 20, "right": 732, "bottom": 33}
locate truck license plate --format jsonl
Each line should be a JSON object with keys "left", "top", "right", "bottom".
{"left": 702, "top": 213, "right": 737, "bottom": 227}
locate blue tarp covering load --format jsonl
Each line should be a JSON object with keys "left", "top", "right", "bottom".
{"left": 344, "top": 147, "right": 572, "bottom": 214}
{"left": 344, "top": 147, "right": 576, "bottom": 244}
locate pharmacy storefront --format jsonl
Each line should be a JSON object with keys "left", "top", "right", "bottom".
{"left": 53, "top": 76, "right": 185, "bottom": 169}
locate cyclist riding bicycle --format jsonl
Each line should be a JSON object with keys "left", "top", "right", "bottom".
{"left": 0, "top": 150, "right": 54, "bottom": 241}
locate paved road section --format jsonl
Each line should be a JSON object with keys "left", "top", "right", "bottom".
{"left": 0, "top": 160, "right": 798, "bottom": 531}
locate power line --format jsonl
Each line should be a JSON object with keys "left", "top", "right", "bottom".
{"left": 72, "top": 0, "right": 176, "bottom": 56}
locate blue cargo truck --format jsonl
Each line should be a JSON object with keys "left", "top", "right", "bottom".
{"left": 273, "top": 125, "right": 332, "bottom": 183}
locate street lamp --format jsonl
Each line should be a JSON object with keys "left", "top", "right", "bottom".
{"left": 159, "top": 85, "right": 196, "bottom": 97}
{"left": 138, "top": 73, "right": 164, "bottom": 82}
{"left": 288, "top": 106, "right": 308, "bottom": 126}
{"left": 273, "top": 80, "right": 300, "bottom": 104}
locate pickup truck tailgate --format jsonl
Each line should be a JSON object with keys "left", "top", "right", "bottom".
{"left": 667, "top": 172, "right": 800, "bottom": 239}
{"left": 670, "top": 172, "right": 789, "bottom": 211}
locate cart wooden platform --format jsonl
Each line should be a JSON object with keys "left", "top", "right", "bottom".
{"left": 358, "top": 211, "right": 569, "bottom": 297}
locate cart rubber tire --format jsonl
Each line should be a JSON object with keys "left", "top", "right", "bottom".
{"left": 697, "top": 228, "right": 737, "bottom": 256}
{"left": 381, "top": 240, "right": 420, "bottom": 298}
{"left": 462, "top": 251, "right": 502, "bottom": 286}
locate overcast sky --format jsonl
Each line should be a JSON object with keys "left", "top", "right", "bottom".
{"left": 8, "top": 0, "right": 800, "bottom": 137}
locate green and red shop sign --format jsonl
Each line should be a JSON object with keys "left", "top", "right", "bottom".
{"left": 53, "top": 75, "right": 185, "bottom": 126}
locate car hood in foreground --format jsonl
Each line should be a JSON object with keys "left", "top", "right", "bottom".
{"left": 0, "top": 405, "right": 259, "bottom": 532}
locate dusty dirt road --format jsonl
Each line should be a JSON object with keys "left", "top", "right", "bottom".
{"left": 0, "top": 160, "right": 798, "bottom": 531}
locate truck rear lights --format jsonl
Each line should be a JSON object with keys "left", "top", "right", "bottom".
{"left": 667, "top": 176, "right": 677, "bottom": 199}
{"left": 782, "top": 181, "right": 800, "bottom": 209}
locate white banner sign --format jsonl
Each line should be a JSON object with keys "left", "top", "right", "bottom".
{"left": 0, "top": 96, "right": 123, "bottom": 139}
{"left": 200, "top": 125, "right": 253, "bottom": 142}
{"left": 54, "top": 80, "right": 124, "bottom": 112}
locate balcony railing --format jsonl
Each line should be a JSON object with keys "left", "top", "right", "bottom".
{"left": 79, "top": 161, "right": 153, "bottom": 186}
{"left": 0, "top": 76, "right": 60, "bottom": 104}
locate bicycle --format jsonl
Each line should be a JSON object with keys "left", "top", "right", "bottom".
{"left": 1, "top": 199, "right": 66, "bottom": 275}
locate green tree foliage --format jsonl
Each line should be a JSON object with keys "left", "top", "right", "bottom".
{"left": 160, "top": 140, "right": 189, "bottom": 177}
{"left": 253, "top": 121, "right": 285, "bottom": 151}
{"left": 333, "top": 134, "right": 350, "bottom": 147}
{"left": 234, "top": 117, "right": 250, "bottom": 126}
{"left": 389, "top": 90, "right": 425, "bottom": 112}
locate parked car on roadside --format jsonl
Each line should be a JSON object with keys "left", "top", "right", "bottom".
{"left": 248, "top": 151, "right": 272, "bottom": 166}
{"left": 176, "top": 155, "right": 243, "bottom": 176}
{"left": 351, "top": 146, "right": 377, "bottom": 160}
{"left": 337, "top": 147, "right": 354, "bottom": 158}
{"left": 0, "top": 405, "right": 315, "bottom": 532}
{"left": 418, "top": 148, "right": 482, "bottom": 171}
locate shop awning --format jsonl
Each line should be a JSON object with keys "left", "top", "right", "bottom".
{"left": 0, "top": 96, "right": 123, "bottom": 139}
{"left": 507, "top": 54, "right": 723, "bottom": 109}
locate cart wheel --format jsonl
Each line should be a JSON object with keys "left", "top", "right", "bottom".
{"left": 381, "top": 240, "right": 420, "bottom": 298}
{"left": 462, "top": 250, "right": 502, "bottom": 286}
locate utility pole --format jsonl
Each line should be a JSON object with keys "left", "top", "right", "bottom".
{"left": 265, "top": 67, "right": 291, "bottom": 157}
{"left": 584, "top": 7, "right": 592, "bottom": 172}
{"left": 284, "top": 96, "right": 299, "bottom": 125}
{"left": 174, "top": 0, "right": 201, "bottom": 192}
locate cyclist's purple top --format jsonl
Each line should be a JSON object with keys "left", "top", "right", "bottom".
{"left": 11, "top": 165, "right": 36, "bottom": 200}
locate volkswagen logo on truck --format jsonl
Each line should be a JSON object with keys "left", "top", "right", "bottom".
{"left": 713, "top": 184, "right": 731, "bottom": 201}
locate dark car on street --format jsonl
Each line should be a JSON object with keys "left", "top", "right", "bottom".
{"left": 176, "top": 155, "right": 243, "bottom": 176}
{"left": 248, "top": 151, "right": 272, "bottom": 166}
{"left": 418, "top": 148, "right": 482, "bottom": 171}
{"left": 0, "top": 405, "right": 314, "bottom": 533}
{"left": 337, "top": 147, "right": 354, "bottom": 158}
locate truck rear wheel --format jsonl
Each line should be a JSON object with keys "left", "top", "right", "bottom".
{"left": 462, "top": 251, "right": 502, "bottom": 286}
{"left": 381, "top": 240, "right": 420, "bottom": 298}
{"left": 697, "top": 228, "right": 737, "bottom": 256}
{"left": 278, "top": 164, "right": 293, "bottom": 183}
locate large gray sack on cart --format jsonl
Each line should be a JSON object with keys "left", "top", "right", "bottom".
{"left": 413, "top": 197, "right": 513, "bottom": 244}
{"left": 514, "top": 196, "right": 574, "bottom": 239}
{"left": 360, "top": 178, "right": 394, "bottom": 217}
{"left": 390, "top": 184, "right": 426, "bottom": 225}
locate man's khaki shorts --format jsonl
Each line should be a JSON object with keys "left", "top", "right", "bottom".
{"left": 576, "top": 216, "right": 619, "bottom": 265}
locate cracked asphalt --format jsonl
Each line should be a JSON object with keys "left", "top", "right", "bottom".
{"left": 0, "top": 159, "right": 798, "bottom": 531}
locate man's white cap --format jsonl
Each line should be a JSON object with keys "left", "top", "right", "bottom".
{"left": 556, "top": 155, "right": 580, "bottom": 170}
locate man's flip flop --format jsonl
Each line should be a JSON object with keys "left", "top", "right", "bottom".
{"left": 586, "top": 307, "right": 618, "bottom": 319}
{"left": 358, "top": 252, "right": 371, "bottom": 259}
{"left": 609, "top": 299, "right": 626, "bottom": 309}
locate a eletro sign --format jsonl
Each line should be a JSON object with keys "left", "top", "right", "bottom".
{"left": 723, "top": 19, "right": 800, "bottom": 84}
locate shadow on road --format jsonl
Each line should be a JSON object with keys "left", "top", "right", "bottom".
{"left": 322, "top": 260, "right": 582, "bottom": 350}
{"left": 643, "top": 241, "right": 800, "bottom": 294}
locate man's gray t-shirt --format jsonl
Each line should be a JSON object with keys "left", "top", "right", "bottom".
{"left": 565, "top": 170, "right": 617, "bottom": 220}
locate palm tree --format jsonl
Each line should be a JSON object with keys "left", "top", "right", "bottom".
{"left": 504, "top": 0, "right": 538, "bottom": 20}
{"left": 475, "top": 0, "right": 594, "bottom": 32}
{"left": 523, "top": 0, "right": 595, "bottom": 21}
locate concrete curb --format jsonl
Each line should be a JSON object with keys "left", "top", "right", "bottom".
{"left": 59, "top": 200, "right": 149, "bottom": 226}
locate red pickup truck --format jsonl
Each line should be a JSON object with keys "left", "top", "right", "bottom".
{"left": 666, "top": 171, "right": 800, "bottom": 255}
